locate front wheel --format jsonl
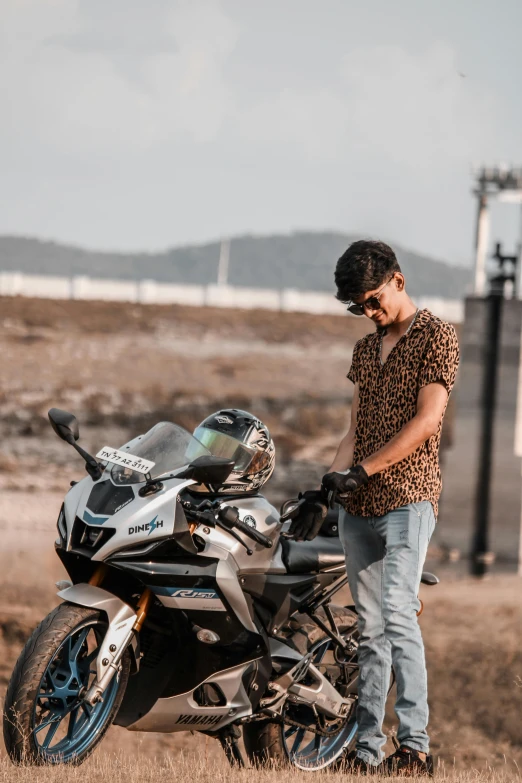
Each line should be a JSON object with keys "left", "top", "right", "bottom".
{"left": 244, "top": 606, "right": 359, "bottom": 770}
{"left": 3, "top": 602, "right": 130, "bottom": 765}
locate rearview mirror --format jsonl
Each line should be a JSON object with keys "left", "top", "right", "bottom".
{"left": 48, "top": 408, "right": 80, "bottom": 444}
{"left": 178, "top": 456, "right": 234, "bottom": 487}
{"left": 47, "top": 408, "right": 102, "bottom": 481}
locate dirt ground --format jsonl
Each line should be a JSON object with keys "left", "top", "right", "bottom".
{"left": 0, "top": 296, "right": 371, "bottom": 502}
{"left": 0, "top": 295, "right": 456, "bottom": 493}
{"left": 0, "top": 296, "right": 518, "bottom": 776}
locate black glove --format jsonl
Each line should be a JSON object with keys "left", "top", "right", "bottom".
{"left": 322, "top": 465, "right": 369, "bottom": 498}
{"left": 287, "top": 490, "right": 328, "bottom": 541}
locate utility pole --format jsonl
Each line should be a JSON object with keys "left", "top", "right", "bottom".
{"left": 473, "top": 190, "right": 490, "bottom": 296}
{"left": 471, "top": 167, "right": 522, "bottom": 297}
{"left": 471, "top": 243, "right": 518, "bottom": 576}
{"left": 217, "top": 238, "right": 230, "bottom": 286}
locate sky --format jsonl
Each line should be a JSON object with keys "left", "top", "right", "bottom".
{"left": 1, "top": 0, "right": 521, "bottom": 265}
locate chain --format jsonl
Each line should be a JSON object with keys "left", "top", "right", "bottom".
{"left": 286, "top": 717, "right": 345, "bottom": 738}
{"left": 271, "top": 713, "right": 347, "bottom": 738}
{"left": 405, "top": 308, "right": 420, "bottom": 335}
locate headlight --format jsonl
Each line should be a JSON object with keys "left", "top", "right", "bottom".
{"left": 56, "top": 505, "right": 67, "bottom": 541}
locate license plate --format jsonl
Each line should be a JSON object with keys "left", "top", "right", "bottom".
{"left": 96, "top": 447, "right": 155, "bottom": 475}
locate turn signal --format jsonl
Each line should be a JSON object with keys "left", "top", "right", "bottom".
{"left": 197, "top": 629, "right": 220, "bottom": 644}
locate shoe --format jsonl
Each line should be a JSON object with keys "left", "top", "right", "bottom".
{"left": 385, "top": 745, "right": 434, "bottom": 776}
{"left": 338, "top": 750, "right": 383, "bottom": 775}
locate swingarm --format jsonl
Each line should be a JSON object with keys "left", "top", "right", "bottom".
{"left": 260, "top": 652, "right": 354, "bottom": 720}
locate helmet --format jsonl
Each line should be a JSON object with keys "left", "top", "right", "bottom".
{"left": 192, "top": 409, "right": 275, "bottom": 494}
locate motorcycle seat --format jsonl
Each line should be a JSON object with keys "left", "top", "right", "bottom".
{"left": 280, "top": 536, "right": 441, "bottom": 586}
{"left": 281, "top": 536, "right": 345, "bottom": 574}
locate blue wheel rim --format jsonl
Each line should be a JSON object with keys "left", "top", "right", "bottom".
{"left": 282, "top": 637, "right": 358, "bottom": 770}
{"left": 32, "top": 620, "right": 120, "bottom": 763}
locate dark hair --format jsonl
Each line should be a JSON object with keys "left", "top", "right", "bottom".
{"left": 335, "top": 240, "right": 401, "bottom": 302}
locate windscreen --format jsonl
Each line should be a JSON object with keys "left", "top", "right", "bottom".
{"left": 110, "top": 421, "right": 210, "bottom": 485}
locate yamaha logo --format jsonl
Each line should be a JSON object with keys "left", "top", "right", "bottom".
{"left": 216, "top": 415, "right": 234, "bottom": 425}
{"left": 243, "top": 515, "right": 257, "bottom": 529}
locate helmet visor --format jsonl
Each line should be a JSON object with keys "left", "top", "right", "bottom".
{"left": 193, "top": 426, "right": 257, "bottom": 472}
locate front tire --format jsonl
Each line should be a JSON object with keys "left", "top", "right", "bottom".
{"left": 243, "top": 606, "right": 359, "bottom": 770}
{"left": 3, "top": 602, "right": 130, "bottom": 765}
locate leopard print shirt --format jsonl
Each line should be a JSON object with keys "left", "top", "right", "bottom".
{"left": 343, "top": 308, "right": 460, "bottom": 519}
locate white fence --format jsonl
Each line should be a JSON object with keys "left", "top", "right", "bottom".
{"left": 0, "top": 271, "right": 464, "bottom": 322}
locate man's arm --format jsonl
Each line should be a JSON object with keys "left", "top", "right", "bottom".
{"left": 359, "top": 381, "right": 449, "bottom": 477}
{"left": 326, "top": 383, "right": 359, "bottom": 473}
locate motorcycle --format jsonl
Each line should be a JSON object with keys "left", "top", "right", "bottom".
{"left": 3, "top": 409, "right": 439, "bottom": 769}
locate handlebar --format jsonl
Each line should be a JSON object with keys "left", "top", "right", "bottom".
{"left": 218, "top": 505, "right": 273, "bottom": 549}
{"left": 181, "top": 499, "right": 273, "bottom": 549}
{"left": 188, "top": 509, "right": 212, "bottom": 524}
{"left": 232, "top": 517, "right": 273, "bottom": 548}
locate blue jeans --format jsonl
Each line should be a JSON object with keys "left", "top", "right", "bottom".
{"left": 339, "top": 501, "right": 436, "bottom": 765}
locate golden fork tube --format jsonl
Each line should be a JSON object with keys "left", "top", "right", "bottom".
{"left": 89, "top": 564, "right": 107, "bottom": 587}
{"left": 133, "top": 588, "right": 153, "bottom": 632}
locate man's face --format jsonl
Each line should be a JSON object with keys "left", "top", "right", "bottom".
{"left": 351, "top": 274, "right": 402, "bottom": 331}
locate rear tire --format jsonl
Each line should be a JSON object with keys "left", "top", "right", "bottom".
{"left": 243, "top": 605, "right": 358, "bottom": 770}
{"left": 3, "top": 602, "right": 130, "bottom": 765}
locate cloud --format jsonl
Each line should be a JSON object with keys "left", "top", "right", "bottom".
{"left": 0, "top": 0, "right": 239, "bottom": 158}
{"left": 0, "top": 0, "right": 512, "bottom": 257}
{"left": 0, "top": 2, "right": 498, "bottom": 166}
{"left": 239, "top": 88, "right": 351, "bottom": 161}
{"left": 339, "top": 42, "right": 496, "bottom": 169}
{"left": 239, "top": 42, "right": 497, "bottom": 171}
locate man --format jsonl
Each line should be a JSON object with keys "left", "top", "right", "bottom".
{"left": 289, "top": 240, "right": 459, "bottom": 775}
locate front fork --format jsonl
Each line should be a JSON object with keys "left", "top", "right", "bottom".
{"left": 58, "top": 566, "right": 153, "bottom": 707}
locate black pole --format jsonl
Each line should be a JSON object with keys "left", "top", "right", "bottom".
{"left": 471, "top": 244, "right": 517, "bottom": 577}
{"left": 471, "top": 291, "right": 502, "bottom": 576}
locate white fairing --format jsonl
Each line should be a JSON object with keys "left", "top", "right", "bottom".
{"left": 62, "top": 473, "right": 198, "bottom": 561}
{"left": 62, "top": 472, "right": 285, "bottom": 571}
{"left": 128, "top": 663, "right": 253, "bottom": 733}
{"left": 194, "top": 495, "right": 286, "bottom": 573}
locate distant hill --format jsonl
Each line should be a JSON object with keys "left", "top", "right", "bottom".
{"left": 0, "top": 233, "right": 472, "bottom": 298}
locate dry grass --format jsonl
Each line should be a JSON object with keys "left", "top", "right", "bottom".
{"left": 0, "top": 750, "right": 520, "bottom": 783}
{"left": 0, "top": 296, "right": 374, "bottom": 343}
{"left": 421, "top": 578, "right": 522, "bottom": 761}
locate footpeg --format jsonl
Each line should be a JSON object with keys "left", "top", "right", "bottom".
{"left": 260, "top": 652, "right": 313, "bottom": 713}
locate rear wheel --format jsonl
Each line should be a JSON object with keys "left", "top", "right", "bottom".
{"left": 243, "top": 606, "right": 359, "bottom": 770}
{"left": 3, "top": 602, "right": 130, "bottom": 765}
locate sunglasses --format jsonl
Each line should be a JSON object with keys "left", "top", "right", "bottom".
{"left": 346, "top": 276, "right": 394, "bottom": 316}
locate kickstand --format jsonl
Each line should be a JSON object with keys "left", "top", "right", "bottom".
{"left": 217, "top": 724, "right": 245, "bottom": 768}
